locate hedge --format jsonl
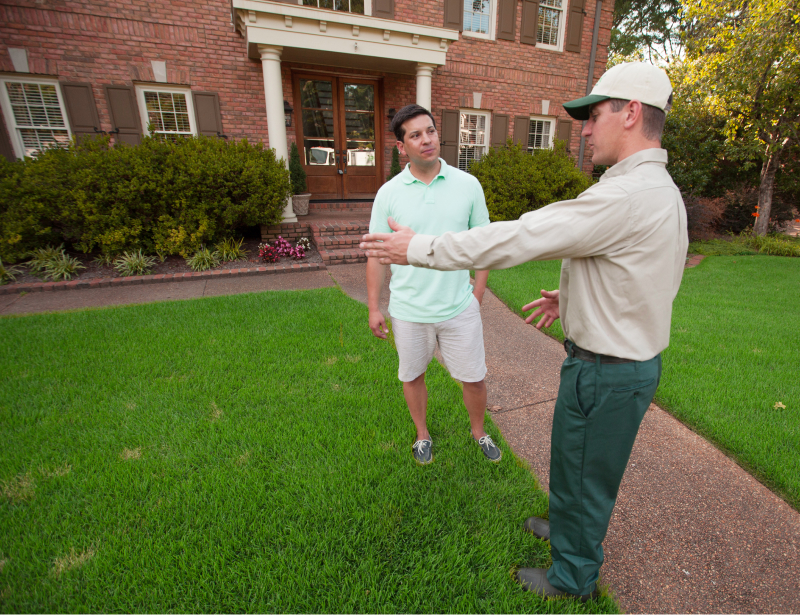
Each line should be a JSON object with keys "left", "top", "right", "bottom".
{"left": 468, "top": 139, "right": 593, "bottom": 222}
{"left": 0, "top": 135, "right": 291, "bottom": 262}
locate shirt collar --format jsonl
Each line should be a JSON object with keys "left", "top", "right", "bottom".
{"left": 601, "top": 148, "right": 668, "bottom": 181}
{"left": 400, "top": 158, "right": 449, "bottom": 184}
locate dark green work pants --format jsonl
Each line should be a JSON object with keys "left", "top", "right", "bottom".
{"left": 546, "top": 341, "right": 662, "bottom": 596}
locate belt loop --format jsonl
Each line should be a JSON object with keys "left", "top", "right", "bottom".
{"left": 564, "top": 339, "right": 572, "bottom": 358}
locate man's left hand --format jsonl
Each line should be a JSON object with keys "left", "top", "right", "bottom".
{"left": 360, "top": 217, "right": 415, "bottom": 265}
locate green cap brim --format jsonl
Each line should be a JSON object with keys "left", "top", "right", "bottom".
{"left": 562, "top": 94, "right": 610, "bottom": 120}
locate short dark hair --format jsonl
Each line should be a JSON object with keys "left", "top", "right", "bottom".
{"left": 607, "top": 94, "right": 673, "bottom": 141}
{"left": 390, "top": 104, "right": 436, "bottom": 142}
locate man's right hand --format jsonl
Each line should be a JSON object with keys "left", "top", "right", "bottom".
{"left": 369, "top": 309, "right": 388, "bottom": 339}
{"left": 523, "top": 289, "right": 560, "bottom": 329}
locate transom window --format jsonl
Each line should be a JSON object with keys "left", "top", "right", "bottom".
{"left": 537, "top": 0, "right": 565, "bottom": 49}
{"left": 135, "top": 87, "right": 197, "bottom": 141}
{"left": 527, "top": 117, "right": 555, "bottom": 150}
{"left": 0, "top": 79, "right": 71, "bottom": 158}
{"left": 301, "top": 0, "right": 366, "bottom": 14}
{"left": 463, "top": 0, "right": 492, "bottom": 35}
{"left": 458, "top": 110, "right": 490, "bottom": 171}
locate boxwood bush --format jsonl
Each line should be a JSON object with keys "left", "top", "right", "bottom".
{"left": 469, "top": 139, "right": 593, "bottom": 222}
{"left": 0, "top": 135, "right": 291, "bottom": 262}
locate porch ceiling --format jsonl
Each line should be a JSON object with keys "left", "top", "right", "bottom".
{"left": 232, "top": 0, "right": 459, "bottom": 75}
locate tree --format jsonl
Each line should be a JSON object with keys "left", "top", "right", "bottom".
{"left": 387, "top": 146, "right": 402, "bottom": 181}
{"left": 610, "top": 0, "right": 683, "bottom": 63}
{"left": 681, "top": 0, "right": 800, "bottom": 235}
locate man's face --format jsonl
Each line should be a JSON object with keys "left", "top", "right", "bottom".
{"left": 397, "top": 114, "right": 440, "bottom": 167}
{"left": 581, "top": 100, "right": 626, "bottom": 166}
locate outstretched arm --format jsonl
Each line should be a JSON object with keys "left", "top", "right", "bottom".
{"left": 523, "top": 289, "right": 560, "bottom": 329}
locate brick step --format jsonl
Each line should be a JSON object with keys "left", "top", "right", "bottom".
{"left": 314, "top": 233, "right": 364, "bottom": 248}
{"left": 310, "top": 221, "right": 370, "bottom": 237}
{"left": 319, "top": 247, "right": 368, "bottom": 265}
{"left": 309, "top": 201, "right": 373, "bottom": 212}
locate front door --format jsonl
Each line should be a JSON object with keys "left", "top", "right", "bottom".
{"left": 293, "top": 74, "right": 382, "bottom": 200}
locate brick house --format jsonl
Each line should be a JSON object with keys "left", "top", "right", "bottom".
{"left": 0, "top": 0, "right": 613, "bottom": 222}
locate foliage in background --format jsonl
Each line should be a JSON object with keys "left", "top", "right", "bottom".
{"left": 186, "top": 245, "right": 222, "bottom": 272}
{"left": 610, "top": 0, "right": 683, "bottom": 63}
{"left": 0, "top": 135, "right": 291, "bottom": 263}
{"left": 0, "top": 257, "right": 23, "bottom": 284}
{"left": 689, "top": 233, "right": 800, "bottom": 256}
{"left": 113, "top": 249, "right": 157, "bottom": 277}
{"left": 24, "top": 244, "right": 85, "bottom": 282}
{"left": 387, "top": 146, "right": 402, "bottom": 181}
{"left": 216, "top": 237, "right": 248, "bottom": 262}
{"left": 288, "top": 141, "right": 307, "bottom": 195}
{"left": 470, "top": 140, "right": 593, "bottom": 222}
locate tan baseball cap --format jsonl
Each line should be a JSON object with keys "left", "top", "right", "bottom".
{"left": 562, "top": 62, "right": 673, "bottom": 121}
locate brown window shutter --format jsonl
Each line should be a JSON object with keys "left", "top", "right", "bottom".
{"left": 497, "top": 0, "right": 517, "bottom": 41}
{"left": 0, "top": 106, "right": 15, "bottom": 161}
{"left": 564, "top": 0, "right": 586, "bottom": 52}
{"left": 556, "top": 119, "right": 573, "bottom": 151}
{"left": 104, "top": 85, "right": 142, "bottom": 146}
{"left": 520, "top": 0, "right": 540, "bottom": 45}
{"left": 440, "top": 109, "right": 460, "bottom": 167}
{"left": 513, "top": 115, "right": 530, "bottom": 147}
{"left": 62, "top": 82, "right": 101, "bottom": 142}
{"left": 372, "top": 0, "right": 394, "bottom": 19}
{"left": 192, "top": 92, "right": 224, "bottom": 137}
{"left": 491, "top": 114, "right": 510, "bottom": 148}
{"left": 443, "top": 0, "right": 463, "bottom": 31}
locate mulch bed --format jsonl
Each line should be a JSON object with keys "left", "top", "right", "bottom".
{"left": 2, "top": 237, "right": 322, "bottom": 289}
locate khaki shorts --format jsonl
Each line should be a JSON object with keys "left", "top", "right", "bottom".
{"left": 391, "top": 296, "right": 487, "bottom": 383}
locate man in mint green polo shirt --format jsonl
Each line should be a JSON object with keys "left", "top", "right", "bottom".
{"left": 367, "top": 104, "right": 500, "bottom": 466}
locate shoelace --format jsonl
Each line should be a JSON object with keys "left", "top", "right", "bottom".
{"left": 477, "top": 435, "right": 495, "bottom": 448}
{"left": 412, "top": 439, "right": 431, "bottom": 453}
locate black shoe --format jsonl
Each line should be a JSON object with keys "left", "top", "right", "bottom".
{"left": 412, "top": 439, "right": 433, "bottom": 464}
{"left": 516, "top": 567, "right": 599, "bottom": 602}
{"left": 522, "top": 516, "right": 550, "bottom": 540}
{"left": 474, "top": 434, "right": 502, "bottom": 462}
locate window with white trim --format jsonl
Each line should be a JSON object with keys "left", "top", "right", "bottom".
{"left": 462, "top": 0, "right": 495, "bottom": 38}
{"left": 135, "top": 86, "right": 197, "bottom": 141}
{"left": 537, "top": 0, "right": 566, "bottom": 50}
{"left": 300, "top": 0, "right": 369, "bottom": 15}
{"left": 458, "top": 110, "right": 491, "bottom": 171}
{"left": 526, "top": 116, "right": 556, "bottom": 150}
{"left": 0, "top": 78, "right": 71, "bottom": 158}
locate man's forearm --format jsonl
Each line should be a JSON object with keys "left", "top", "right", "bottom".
{"left": 473, "top": 269, "right": 489, "bottom": 298}
{"left": 366, "top": 257, "right": 387, "bottom": 311}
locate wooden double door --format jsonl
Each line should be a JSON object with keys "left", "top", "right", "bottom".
{"left": 292, "top": 74, "right": 382, "bottom": 200}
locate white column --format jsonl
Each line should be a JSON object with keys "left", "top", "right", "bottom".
{"left": 259, "top": 44, "right": 297, "bottom": 223}
{"left": 415, "top": 63, "right": 435, "bottom": 111}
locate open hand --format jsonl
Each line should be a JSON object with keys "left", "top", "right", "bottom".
{"left": 360, "top": 217, "right": 415, "bottom": 265}
{"left": 523, "top": 289, "right": 560, "bottom": 329}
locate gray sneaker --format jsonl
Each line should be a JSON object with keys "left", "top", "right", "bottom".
{"left": 475, "top": 434, "right": 502, "bottom": 462}
{"left": 412, "top": 439, "right": 433, "bottom": 464}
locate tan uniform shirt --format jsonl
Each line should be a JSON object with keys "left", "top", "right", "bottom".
{"left": 407, "top": 148, "right": 689, "bottom": 361}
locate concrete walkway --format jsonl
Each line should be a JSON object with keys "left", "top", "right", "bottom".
{"left": 2, "top": 264, "right": 798, "bottom": 613}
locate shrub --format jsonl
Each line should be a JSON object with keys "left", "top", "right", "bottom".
{"left": 43, "top": 249, "right": 85, "bottom": 281}
{"left": 216, "top": 237, "right": 248, "bottom": 262}
{"left": 289, "top": 141, "right": 307, "bottom": 195}
{"left": 0, "top": 134, "right": 291, "bottom": 262}
{"left": 114, "top": 249, "right": 157, "bottom": 277}
{"left": 715, "top": 186, "right": 795, "bottom": 235}
{"left": 387, "top": 146, "right": 402, "bottom": 180}
{"left": 0, "top": 257, "right": 23, "bottom": 284}
{"left": 468, "top": 140, "right": 593, "bottom": 222}
{"left": 27, "top": 244, "right": 66, "bottom": 277}
{"left": 186, "top": 245, "right": 221, "bottom": 271}
{"left": 684, "top": 195, "right": 726, "bottom": 241}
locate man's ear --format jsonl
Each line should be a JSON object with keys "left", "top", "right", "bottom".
{"left": 396, "top": 140, "right": 406, "bottom": 157}
{"left": 623, "top": 100, "right": 643, "bottom": 130}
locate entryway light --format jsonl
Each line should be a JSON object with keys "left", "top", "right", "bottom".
{"left": 284, "top": 100, "right": 293, "bottom": 127}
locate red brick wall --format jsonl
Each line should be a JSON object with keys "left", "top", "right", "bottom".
{"left": 1, "top": 0, "right": 613, "bottom": 177}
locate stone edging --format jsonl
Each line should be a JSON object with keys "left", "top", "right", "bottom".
{"left": 685, "top": 254, "right": 706, "bottom": 268}
{"left": 0, "top": 262, "right": 326, "bottom": 295}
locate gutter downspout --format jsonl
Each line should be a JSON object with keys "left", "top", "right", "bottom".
{"left": 578, "top": 0, "right": 603, "bottom": 171}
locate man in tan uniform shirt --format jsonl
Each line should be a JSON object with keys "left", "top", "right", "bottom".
{"left": 360, "top": 62, "right": 688, "bottom": 601}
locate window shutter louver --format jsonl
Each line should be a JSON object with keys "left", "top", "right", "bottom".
{"left": 62, "top": 82, "right": 100, "bottom": 142}
{"left": 443, "top": 0, "right": 463, "bottom": 31}
{"left": 513, "top": 115, "right": 530, "bottom": 147}
{"left": 491, "top": 114, "right": 510, "bottom": 148}
{"left": 497, "top": 0, "right": 517, "bottom": 41}
{"left": 104, "top": 85, "right": 142, "bottom": 146}
{"left": 372, "top": 0, "right": 394, "bottom": 19}
{"left": 520, "top": 0, "right": 540, "bottom": 45}
{"left": 0, "top": 107, "right": 14, "bottom": 161}
{"left": 192, "top": 92, "right": 224, "bottom": 137}
{"left": 556, "top": 119, "right": 573, "bottom": 151}
{"left": 564, "top": 0, "right": 586, "bottom": 52}
{"left": 440, "top": 109, "right": 459, "bottom": 166}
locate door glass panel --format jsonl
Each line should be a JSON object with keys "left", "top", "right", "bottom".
{"left": 343, "top": 83, "right": 375, "bottom": 167}
{"left": 300, "top": 80, "right": 336, "bottom": 166}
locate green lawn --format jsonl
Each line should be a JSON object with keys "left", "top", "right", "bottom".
{"left": 0, "top": 289, "right": 618, "bottom": 613}
{"left": 487, "top": 256, "right": 800, "bottom": 509}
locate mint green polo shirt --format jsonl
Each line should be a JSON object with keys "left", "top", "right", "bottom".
{"left": 369, "top": 158, "right": 490, "bottom": 323}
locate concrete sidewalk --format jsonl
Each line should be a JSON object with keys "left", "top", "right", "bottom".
{"left": 3, "top": 265, "right": 798, "bottom": 613}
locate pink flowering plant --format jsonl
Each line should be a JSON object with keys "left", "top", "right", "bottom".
{"left": 258, "top": 236, "right": 308, "bottom": 263}
{"left": 258, "top": 242, "right": 279, "bottom": 263}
